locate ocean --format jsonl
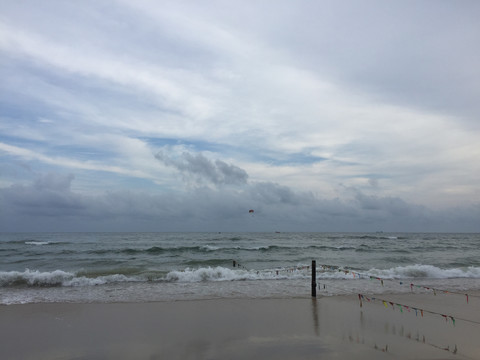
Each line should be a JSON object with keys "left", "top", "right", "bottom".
{"left": 1, "top": 232, "right": 479, "bottom": 305}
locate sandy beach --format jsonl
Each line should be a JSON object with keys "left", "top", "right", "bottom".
{"left": 1, "top": 292, "right": 479, "bottom": 360}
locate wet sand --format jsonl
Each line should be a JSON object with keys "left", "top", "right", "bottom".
{"left": 1, "top": 293, "right": 479, "bottom": 359}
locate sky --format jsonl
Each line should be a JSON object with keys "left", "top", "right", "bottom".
{"left": 1, "top": 0, "right": 479, "bottom": 232}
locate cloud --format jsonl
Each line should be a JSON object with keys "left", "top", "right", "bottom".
{"left": 1, "top": 171, "right": 479, "bottom": 232}
{"left": 0, "top": 142, "right": 152, "bottom": 179}
{"left": 34, "top": 172, "right": 75, "bottom": 192}
{"left": 240, "top": 1, "right": 480, "bottom": 125}
{"left": 1, "top": 173, "right": 85, "bottom": 218}
{"left": 0, "top": 1, "right": 479, "bottom": 232}
{"left": 155, "top": 151, "right": 248, "bottom": 186}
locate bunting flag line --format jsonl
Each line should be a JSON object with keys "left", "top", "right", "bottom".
{"left": 232, "top": 260, "right": 313, "bottom": 275}
{"left": 315, "top": 262, "right": 477, "bottom": 304}
{"left": 406, "top": 283, "right": 474, "bottom": 303}
{"left": 271, "top": 264, "right": 311, "bottom": 274}
{"left": 234, "top": 260, "right": 478, "bottom": 307}
{"left": 358, "top": 293, "right": 455, "bottom": 325}
{"left": 357, "top": 293, "right": 480, "bottom": 326}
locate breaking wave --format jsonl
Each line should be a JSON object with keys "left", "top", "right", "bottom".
{"left": 2, "top": 264, "right": 480, "bottom": 289}
{"left": 24, "top": 241, "right": 51, "bottom": 246}
{"left": 367, "top": 264, "right": 480, "bottom": 279}
{"left": 0, "top": 269, "right": 141, "bottom": 287}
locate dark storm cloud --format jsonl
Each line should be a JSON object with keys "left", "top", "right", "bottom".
{"left": 354, "top": 191, "right": 413, "bottom": 217}
{"left": 155, "top": 151, "right": 248, "bottom": 186}
{"left": 1, "top": 172, "right": 479, "bottom": 232}
{"left": 1, "top": 173, "right": 85, "bottom": 218}
{"left": 249, "top": 182, "right": 308, "bottom": 205}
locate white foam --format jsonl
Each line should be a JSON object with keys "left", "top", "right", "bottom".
{"left": 0, "top": 269, "right": 141, "bottom": 287}
{"left": 4, "top": 264, "right": 478, "bottom": 290}
{"left": 0, "top": 269, "right": 74, "bottom": 286}
{"left": 315, "top": 264, "right": 480, "bottom": 280}
{"left": 367, "top": 264, "right": 480, "bottom": 279}
{"left": 201, "top": 245, "right": 220, "bottom": 251}
{"left": 25, "top": 241, "right": 50, "bottom": 245}
{"left": 164, "top": 266, "right": 310, "bottom": 283}
{"left": 165, "top": 266, "right": 255, "bottom": 282}
{"left": 64, "top": 274, "right": 137, "bottom": 286}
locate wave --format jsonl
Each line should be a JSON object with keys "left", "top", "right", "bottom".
{"left": 354, "top": 246, "right": 412, "bottom": 253}
{"left": 84, "top": 243, "right": 380, "bottom": 256}
{"left": 3, "top": 263, "right": 479, "bottom": 288}
{"left": 366, "top": 264, "right": 480, "bottom": 279}
{"left": 345, "top": 235, "right": 404, "bottom": 240}
{"left": 315, "top": 264, "right": 480, "bottom": 280}
{"left": 355, "top": 247, "right": 374, "bottom": 253}
{"left": 87, "top": 245, "right": 223, "bottom": 256}
{"left": 47, "top": 243, "right": 397, "bottom": 258}
{"left": 0, "top": 266, "right": 310, "bottom": 287}
{"left": 164, "top": 266, "right": 309, "bottom": 282}
{"left": 165, "top": 267, "right": 253, "bottom": 282}
{"left": 163, "top": 264, "right": 480, "bottom": 282}
{"left": 0, "top": 269, "right": 142, "bottom": 287}
{"left": 86, "top": 244, "right": 307, "bottom": 256}
{"left": 184, "top": 259, "right": 233, "bottom": 267}
{"left": 4, "top": 240, "right": 69, "bottom": 245}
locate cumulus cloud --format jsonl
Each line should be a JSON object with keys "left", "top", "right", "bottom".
{"left": 155, "top": 151, "right": 248, "bottom": 186}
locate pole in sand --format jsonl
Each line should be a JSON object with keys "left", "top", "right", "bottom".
{"left": 312, "top": 260, "right": 317, "bottom": 297}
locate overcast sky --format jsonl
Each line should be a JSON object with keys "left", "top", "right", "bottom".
{"left": 1, "top": 0, "right": 479, "bottom": 232}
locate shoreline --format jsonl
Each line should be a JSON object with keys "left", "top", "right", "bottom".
{"left": 2, "top": 294, "right": 479, "bottom": 359}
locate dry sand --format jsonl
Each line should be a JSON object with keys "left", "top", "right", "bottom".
{"left": 1, "top": 293, "right": 479, "bottom": 360}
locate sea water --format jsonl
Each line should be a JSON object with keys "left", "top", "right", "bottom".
{"left": 1, "top": 232, "right": 479, "bottom": 304}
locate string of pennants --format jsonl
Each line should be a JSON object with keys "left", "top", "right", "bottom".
{"left": 317, "top": 263, "right": 478, "bottom": 304}
{"left": 232, "top": 260, "right": 479, "bottom": 306}
{"left": 273, "top": 264, "right": 311, "bottom": 275}
{"left": 315, "top": 275, "right": 473, "bottom": 356}
{"left": 312, "top": 278, "right": 480, "bottom": 332}
{"left": 357, "top": 293, "right": 459, "bottom": 325}
{"left": 233, "top": 260, "right": 311, "bottom": 275}
{"left": 357, "top": 293, "right": 480, "bottom": 326}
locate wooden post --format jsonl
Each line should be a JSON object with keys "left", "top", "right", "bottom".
{"left": 311, "top": 260, "right": 316, "bottom": 297}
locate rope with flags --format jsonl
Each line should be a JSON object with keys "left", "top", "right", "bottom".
{"left": 229, "top": 259, "right": 480, "bottom": 359}
{"left": 357, "top": 293, "right": 480, "bottom": 326}
{"left": 231, "top": 260, "right": 480, "bottom": 307}
{"left": 315, "top": 263, "right": 479, "bottom": 304}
